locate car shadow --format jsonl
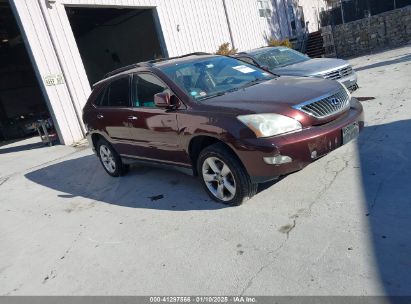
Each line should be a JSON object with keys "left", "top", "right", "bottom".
{"left": 357, "top": 119, "right": 411, "bottom": 295}
{"left": 0, "top": 141, "right": 46, "bottom": 154}
{"left": 25, "top": 154, "right": 230, "bottom": 211}
{"left": 354, "top": 53, "right": 411, "bottom": 72}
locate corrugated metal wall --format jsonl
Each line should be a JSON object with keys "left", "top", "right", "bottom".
{"left": 63, "top": 0, "right": 235, "bottom": 55}
{"left": 224, "top": 0, "right": 272, "bottom": 50}
{"left": 11, "top": 0, "right": 292, "bottom": 145}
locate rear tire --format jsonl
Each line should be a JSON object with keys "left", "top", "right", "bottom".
{"left": 96, "top": 138, "right": 128, "bottom": 177}
{"left": 197, "top": 143, "right": 257, "bottom": 206}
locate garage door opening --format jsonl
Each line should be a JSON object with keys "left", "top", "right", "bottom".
{"left": 66, "top": 7, "right": 167, "bottom": 86}
{"left": 0, "top": 0, "right": 52, "bottom": 142}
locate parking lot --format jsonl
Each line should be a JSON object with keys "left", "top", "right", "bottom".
{"left": 1, "top": 45, "right": 410, "bottom": 296}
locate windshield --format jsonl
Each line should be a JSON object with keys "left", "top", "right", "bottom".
{"left": 159, "top": 56, "right": 274, "bottom": 101}
{"left": 254, "top": 48, "right": 309, "bottom": 70}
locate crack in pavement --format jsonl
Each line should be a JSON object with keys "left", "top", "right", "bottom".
{"left": 42, "top": 270, "right": 57, "bottom": 284}
{"left": 278, "top": 219, "right": 296, "bottom": 239}
{"left": 240, "top": 155, "right": 351, "bottom": 295}
{"left": 369, "top": 180, "right": 384, "bottom": 214}
{"left": 3, "top": 283, "right": 23, "bottom": 296}
{"left": 0, "top": 177, "right": 9, "bottom": 187}
{"left": 59, "top": 230, "right": 84, "bottom": 261}
{"left": 42, "top": 229, "right": 85, "bottom": 285}
{"left": 239, "top": 237, "right": 288, "bottom": 296}
{"left": 294, "top": 156, "right": 350, "bottom": 224}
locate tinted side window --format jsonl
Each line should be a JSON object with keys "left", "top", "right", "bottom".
{"left": 93, "top": 87, "right": 106, "bottom": 106}
{"left": 101, "top": 77, "right": 130, "bottom": 107}
{"left": 133, "top": 74, "right": 168, "bottom": 108}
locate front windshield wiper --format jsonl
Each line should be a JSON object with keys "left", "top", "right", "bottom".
{"left": 240, "top": 77, "right": 270, "bottom": 89}
{"left": 199, "top": 87, "right": 241, "bottom": 101}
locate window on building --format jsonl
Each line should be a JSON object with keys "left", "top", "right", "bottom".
{"left": 257, "top": 0, "right": 271, "bottom": 18}
{"left": 298, "top": 6, "right": 306, "bottom": 29}
{"left": 133, "top": 74, "right": 168, "bottom": 108}
{"left": 288, "top": 5, "right": 297, "bottom": 36}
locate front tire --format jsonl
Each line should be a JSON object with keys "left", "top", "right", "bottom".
{"left": 97, "top": 139, "right": 128, "bottom": 177}
{"left": 197, "top": 143, "right": 257, "bottom": 205}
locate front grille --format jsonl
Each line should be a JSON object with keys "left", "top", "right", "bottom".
{"left": 323, "top": 66, "right": 353, "bottom": 80}
{"left": 293, "top": 89, "right": 350, "bottom": 119}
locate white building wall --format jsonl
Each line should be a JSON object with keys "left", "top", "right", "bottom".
{"left": 10, "top": 0, "right": 85, "bottom": 145}
{"left": 224, "top": 0, "right": 272, "bottom": 50}
{"left": 63, "top": 0, "right": 234, "bottom": 56}
{"left": 298, "top": 0, "right": 328, "bottom": 32}
{"left": 11, "top": 0, "right": 300, "bottom": 145}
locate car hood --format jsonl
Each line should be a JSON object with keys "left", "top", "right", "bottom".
{"left": 272, "top": 58, "right": 349, "bottom": 76}
{"left": 200, "top": 76, "right": 342, "bottom": 116}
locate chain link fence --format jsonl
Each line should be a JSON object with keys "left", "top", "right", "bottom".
{"left": 320, "top": 0, "right": 411, "bottom": 26}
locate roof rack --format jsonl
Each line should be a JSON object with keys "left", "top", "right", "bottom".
{"left": 102, "top": 52, "right": 211, "bottom": 79}
{"left": 103, "top": 63, "right": 143, "bottom": 79}
{"left": 146, "top": 52, "right": 211, "bottom": 65}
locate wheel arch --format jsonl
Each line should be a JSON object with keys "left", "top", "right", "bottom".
{"left": 90, "top": 132, "right": 112, "bottom": 155}
{"left": 188, "top": 135, "right": 244, "bottom": 176}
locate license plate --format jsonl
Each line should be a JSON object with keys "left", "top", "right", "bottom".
{"left": 342, "top": 122, "right": 359, "bottom": 145}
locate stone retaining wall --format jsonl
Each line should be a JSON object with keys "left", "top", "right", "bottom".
{"left": 328, "top": 6, "right": 411, "bottom": 58}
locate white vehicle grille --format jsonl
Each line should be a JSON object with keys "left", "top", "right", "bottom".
{"left": 323, "top": 66, "right": 353, "bottom": 80}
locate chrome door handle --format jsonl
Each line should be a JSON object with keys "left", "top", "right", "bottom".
{"left": 128, "top": 116, "right": 138, "bottom": 120}
{"left": 97, "top": 114, "right": 104, "bottom": 119}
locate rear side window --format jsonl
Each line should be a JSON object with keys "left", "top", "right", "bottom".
{"left": 132, "top": 73, "right": 168, "bottom": 108}
{"left": 93, "top": 87, "right": 106, "bottom": 106}
{"left": 98, "top": 76, "right": 130, "bottom": 107}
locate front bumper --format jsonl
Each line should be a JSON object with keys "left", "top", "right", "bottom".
{"left": 233, "top": 99, "right": 364, "bottom": 183}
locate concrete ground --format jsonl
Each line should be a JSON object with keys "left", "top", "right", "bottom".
{"left": 1, "top": 46, "right": 410, "bottom": 296}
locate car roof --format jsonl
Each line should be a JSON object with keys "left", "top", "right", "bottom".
{"left": 92, "top": 53, "right": 220, "bottom": 87}
{"left": 240, "top": 46, "right": 288, "bottom": 56}
{"left": 152, "top": 54, "right": 219, "bottom": 68}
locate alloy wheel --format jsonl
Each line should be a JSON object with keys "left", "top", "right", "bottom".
{"left": 99, "top": 145, "right": 116, "bottom": 174}
{"left": 202, "top": 156, "right": 237, "bottom": 201}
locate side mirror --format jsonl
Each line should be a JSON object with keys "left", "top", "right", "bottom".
{"left": 154, "top": 92, "right": 171, "bottom": 108}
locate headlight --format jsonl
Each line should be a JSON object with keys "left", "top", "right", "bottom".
{"left": 237, "top": 114, "right": 302, "bottom": 138}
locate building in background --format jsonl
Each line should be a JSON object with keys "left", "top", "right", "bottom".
{"left": 298, "top": 0, "right": 328, "bottom": 32}
{"left": 4, "top": 0, "right": 307, "bottom": 145}
{"left": 319, "top": 0, "right": 411, "bottom": 26}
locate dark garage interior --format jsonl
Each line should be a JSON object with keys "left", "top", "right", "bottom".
{"left": 66, "top": 7, "right": 165, "bottom": 86}
{"left": 0, "top": 0, "right": 50, "bottom": 142}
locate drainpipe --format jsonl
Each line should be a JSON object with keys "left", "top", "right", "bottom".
{"left": 282, "top": 0, "right": 292, "bottom": 37}
{"left": 222, "top": 0, "right": 235, "bottom": 49}
{"left": 273, "top": 0, "right": 284, "bottom": 38}
{"left": 340, "top": 0, "right": 345, "bottom": 24}
{"left": 37, "top": 0, "right": 86, "bottom": 137}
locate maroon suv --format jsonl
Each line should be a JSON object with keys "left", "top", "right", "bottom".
{"left": 83, "top": 53, "right": 364, "bottom": 205}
